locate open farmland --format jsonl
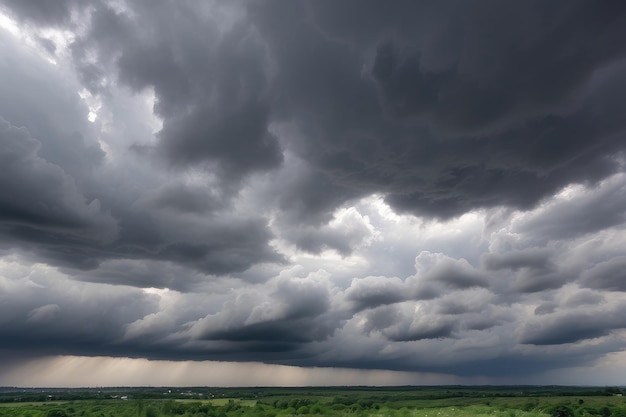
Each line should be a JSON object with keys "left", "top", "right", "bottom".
{"left": 0, "top": 386, "right": 624, "bottom": 417}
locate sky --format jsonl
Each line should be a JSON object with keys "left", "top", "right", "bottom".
{"left": 0, "top": 0, "right": 626, "bottom": 387}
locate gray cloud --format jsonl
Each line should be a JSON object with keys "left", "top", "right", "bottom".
{"left": 1, "top": 0, "right": 626, "bottom": 384}
{"left": 358, "top": 305, "right": 458, "bottom": 342}
{"left": 278, "top": 207, "right": 374, "bottom": 256}
{"left": 345, "top": 276, "right": 408, "bottom": 312}
{"left": 520, "top": 304, "right": 626, "bottom": 345}
{"left": 413, "top": 251, "right": 490, "bottom": 290}
{"left": 0, "top": 118, "right": 118, "bottom": 242}
{"left": 563, "top": 290, "right": 605, "bottom": 308}
{"left": 191, "top": 272, "right": 344, "bottom": 348}
{"left": 512, "top": 174, "right": 626, "bottom": 241}
{"left": 483, "top": 249, "right": 553, "bottom": 272}
{"left": 0, "top": 262, "right": 158, "bottom": 357}
{"left": 581, "top": 256, "right": 626, "bottom": 292}
{"left": 0, "top": 0, "right": 85, "bottom": 25}
{"left": 133, "top": 183, "right": 226, "bottom": 215}
{"left": 249, "top": 0, "right": 626, "bottom": 220}
{"left": 74, "top": 1, "right": 283, "bottom": 184}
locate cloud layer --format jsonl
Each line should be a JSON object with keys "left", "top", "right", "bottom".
{"left": 1, "top": 0, "right": 626, "bottom": 385}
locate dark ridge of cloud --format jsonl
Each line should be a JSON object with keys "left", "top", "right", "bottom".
{"left": 200, "top": 319, "right": 331, "bottom": 345}
{"left": 278, "top": 208, "right": 373, "bottom": 256}
{"left": 249, "top": 0, "right": 626, "bottom": 220}
{"left": 0, "top": 118, "right": 117, "bottom": 242}
{"left": 415, "top": 252, "right": 490, "bottom": 290}
{"left": 270, "top": 162, "right": 364, "bottom": 227}
{"left": 482, "top": 249, "right": 553, "bottom": 271}
{"left": 520, "top": 304, "right": 626, "bottom": 345}
{"left": 534, "top": 303, "right": 557, "bottom": 315}
{"left": 434, "top": 267, "right": 489, "bottom": 290}
{"left": 75, "top": 259, "right": 224, "bottom": 293}
{"left": 133, "top": 183, "right": 226, "bottom": 215}
{"left": 345, "top": 276, "right": 408, "bottom": 312}
{"left": 1, "top": 200, "right": 284, "bottom": 277}
{"left": 387, "top": 321, "right": 456, "bottom": 342}
{"left": 361, "top": 305, "right": 457, "bottom": 342}
{"left": 581, "top": 256, "right": 626, "bottom": 292}
{"left": 193, "top": 274, "right": 343, "bottom": 345}
{"left": 344, "top": 253, "right": 491, "bottom": 314}
{"left": 293, "top": 335, "right": 626, "bottom": 377}
{"left": 563, "top": 290, "right": 605, "bottom": 308}
{"left": 434, "top": 292, "right": 493, "bottom": 315}
{"left": 463, "top": 315, "right": 508, "bottom": 332}
{"left": 513, "top": 174, "right": 626, "bottom": 241}
{"left": 141, "top": 219, "right": 284, "bottom": 277}
{"left": 512, "top": 267, "right": 571, "bottom": 294}
{"left": 422, "top": 343, "right": 625, "bottom": 378}
{"left": 0, "top": 277, "right": 158, "bottom": 357}
{"left": 0, "top": 0, "right": 85, "bottom": 26}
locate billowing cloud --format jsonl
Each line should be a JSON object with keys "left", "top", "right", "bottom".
{"left": 1, "top": 0, "right": 626, "bottom": 385}
{"left": 520, "top": 303, "right": 626, "bottom": 346}
{"left": 0, "top": 118, "right": 117, "bottom": 242}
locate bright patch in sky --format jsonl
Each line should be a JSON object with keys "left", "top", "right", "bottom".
{"left": 0, "top": 11, "right": 18, "bottom": 36}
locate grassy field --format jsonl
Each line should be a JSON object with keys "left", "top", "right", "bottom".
{"left": 0, "top": 401, "right": 67, "bottom": 407}
{"left": 0, "top": 387, "right": 624, "bottom": 417}
{"left": 175, "top": 398, "right": 257, "bottom": 406}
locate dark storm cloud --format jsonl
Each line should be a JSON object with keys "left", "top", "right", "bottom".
{"left": 414, "top": 251, "right": 490, "bottom": 289}
{"left": 0, "top": 118, "right": 117, "bottom": 242}
{"left": 482, "top": 248, "right": 570, "bottom": 293}
{"left": 70, "top": 1, "right": 283, "bottom": 183}
{"left": 434, "top": 289, "right": 494, "bottom": 315}
{"left": 344, "top": 252, "right": 491, "bottom": 313}
{"left": 563, "top": 290, "right": 604, "bottom": 308}
{"left": 0, "top": 267, "right": 158, "bottom": 357}
{"left": 249, "top": 0, "right": 626, "bottom": 220}
{"left": 133, "top": 183, "right": 226, "bottom": 215}
{"left": 0, "top": 19, "right": 283, "bottom": 278}
{"left": 520, "top": 304, "right": 626, "bottom": 345}
{"left": 0, "top": 0, "right": 84, "bottom": 25}
{"left": 361, "top": 304, "right": 458, "bottom": 342}
{"left": 76, "top": 259, "right": 208, "bottom": 292}
{"left": 266, "top": 158, "right": 364, "bottom": 226}
{"left": 345, "top": 276, "right": 409, "bottom": 311}
{"left": 482, "top": 249, "right": 553, "bottom": 272}
{"left": 512, "top": 265, "right": 571, "bottom": 294}
{"left": 278, "top": 207, "right": 374, "bottom": 256}
{"left": 192, "top": 274, "right": 345, "bottom": 346}
{"left": 534, "top": 303, "right": 557, "bottom": 316}
{"left": 513, "top": 174, "right": 626, "bottom": 241}
{"left": 0, "top": 158, "right": 281, "bottom": 277}
{"left": 581, "top": 257, "right": 626, "bottom": 292}
{"left": 2, "top": 0, "right": 626, "bottom": 224}
{"left": 389, "top": 321, "right": 456, "bottom": 342}
{"left": 356, "top": 285, "right": 502, "bottom": 343}
{"left": 2, "top": 0, "right": 626, "bottom": 384}
{"left": 0, "top": 31, "right": 104, "bottom": 185}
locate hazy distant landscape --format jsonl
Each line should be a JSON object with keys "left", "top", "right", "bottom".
{"left": 1, "top": 386, "right": 625, "bottom": 417}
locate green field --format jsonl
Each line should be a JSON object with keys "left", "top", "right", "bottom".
{"left": 0, "top": 387, "right": 624, "bottom": 417}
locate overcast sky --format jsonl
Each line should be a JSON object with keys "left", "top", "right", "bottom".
{"left": 1, "top": 0, "right": 626, "bottom": 387}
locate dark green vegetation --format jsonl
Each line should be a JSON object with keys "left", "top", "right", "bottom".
{"left": 0, "top": 386, "right": 624, "bottom": 417}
